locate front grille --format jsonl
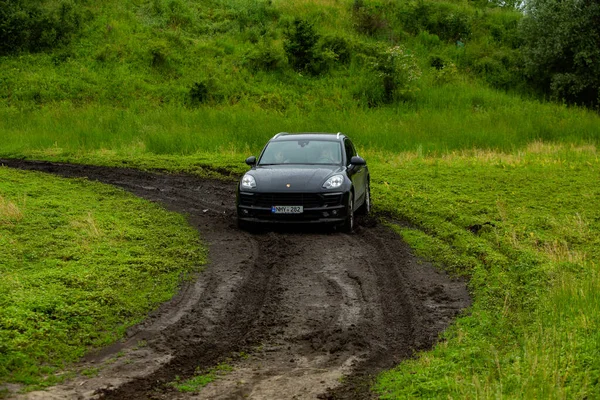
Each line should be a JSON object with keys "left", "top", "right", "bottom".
{"left": 239, "top": 192, "right": 342, "bottom": 208}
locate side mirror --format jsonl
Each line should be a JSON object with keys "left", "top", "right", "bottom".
{"left": 245, "top": 156, "right": 257, "bottom": 166}
{"left": 350, "top": 156, "right": 366, "bottom": 166}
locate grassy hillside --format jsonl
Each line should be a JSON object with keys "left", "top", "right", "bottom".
{"left": 2, "top": 0, "right": 525, "bottom": 107}
{"left": 1, "top": 0, "right": 600, "bottom": 398}
{"left": 1, "top": 0, "right": 599, "bottom": 156}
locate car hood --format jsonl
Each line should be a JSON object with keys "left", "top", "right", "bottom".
{"left": 248, "top": 165, "right": 344, "bottom": 192}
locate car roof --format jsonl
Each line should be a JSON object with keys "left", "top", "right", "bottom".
{"left": 270, "top": 132, "right": 347, "bottom": 142}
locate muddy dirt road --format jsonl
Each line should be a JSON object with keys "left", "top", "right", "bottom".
{"left": 2, "top": 159, "right": 470, "bottom": 400}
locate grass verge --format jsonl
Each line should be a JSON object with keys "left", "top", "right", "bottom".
{"left": 0, "top": 167, "right": 205, "bottom": 390}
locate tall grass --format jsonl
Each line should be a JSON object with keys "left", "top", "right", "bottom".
{"left": 1, "top": 84, "right": 599, "bottom": 158}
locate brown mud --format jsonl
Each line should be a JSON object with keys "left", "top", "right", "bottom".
{"left": 1, "top": 159, "right": 471, "bottom": 400}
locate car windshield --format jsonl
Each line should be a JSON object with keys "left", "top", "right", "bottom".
{"left": 258, "top": 140, "right": 342, "bottom": 165}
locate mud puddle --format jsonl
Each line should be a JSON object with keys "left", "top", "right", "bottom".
{"left": 1, "top": 159, "right": 471, "bottom": 399}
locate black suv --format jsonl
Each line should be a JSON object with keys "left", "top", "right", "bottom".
{"left": 236, "top": 132, "right": 370, "bottom": 231}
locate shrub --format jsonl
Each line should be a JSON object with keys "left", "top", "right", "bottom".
{"left": 283, "top": 18, "right": 319, "bottom": 72}
{"left": 433, "top": 61, "right": 458, "bottom": 85}
{"left": 430, "top": 55, "right": 446, "bottom": 70}
{"left": 398, "top": 1, "right": 472, "bottom": 42}
{"left": 417, "top": 31, "right": 442, "bottom": 49}
{"left": 257, "top": 92, "right": 289, "bottom": 112}
{"left": 521, "top": 0, "right": 600, "bottom": 107}
{"left": 355, "top": 44, "right": 421, "bottom": 105}
{"left": 437, "top": 12, "right": 471, "bottom": 42}
{"left": 282, "top": 17, "right": 337, "bottom": 75}
{"left": 245, "top": 41, "right": 286, "bottom": 71}
{"left": 320, "top": 35, "right": 353, "bottom": 65}
{"left": 0, "top": 0, "right": 83, "bottom": 55}
{"left": 352, "top": 0, "right": 387, "bottom": 36}
{"left": 188, "top": 81, "right": 209, "bottom": 105}
{"left": 242, "top": 25, "right": 276, "bottom": 44}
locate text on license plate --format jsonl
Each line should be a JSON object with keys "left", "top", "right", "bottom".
{"left": 271, "top": 205, "right": 303, "bottom": 214}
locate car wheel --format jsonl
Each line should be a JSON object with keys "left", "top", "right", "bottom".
{"left": 357, "top": 181, "right": 371, "bottom": 215}
{"left": 341, "top": 192, "right": 354, "bottom": 233}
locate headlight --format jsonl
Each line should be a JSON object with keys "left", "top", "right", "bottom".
{"left": 323, "top": 174, "right": 344, "bottom": 189}
{"left": 241, "top": 174, "right": 256, "bottom": 189}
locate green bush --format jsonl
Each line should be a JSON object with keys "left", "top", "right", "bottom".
{"left": 284, "top": 17, "right": 319, "bottom": 72}
{"left": 484, "top": 10, "right": 522, "bottom": 49}
{"left": 189, "top": 82, "right": 209, "bottom": 105}
{"left": 521, "top": 0, "right": 600, "bottom": 107}
{"left": 245, "top": 40, "right": 286, "bottom": 71}
{"left": 355, "top": 44, "right": 422, "bottom": 105}
{"left": 282, "top": 17, "right": 336, "bottom": 75}
{"left": 398, "top": 1, "right": 473, "bottom": 41}
{"left": 0, "top": 0, "right": 83, "bottom": 55}
{"left": 429, "top": 56, "right": 458, "bottom": 85}
{"left": 319, "top": 34, "right": 353, "bottom": 65}
{"left": 188, "top": 79, "right": 225, "bottom": 106}
{"left": 417, "top": 31, "right": 442, "bottom": 49}
{"left": 352, "top": 0, "right": 388, "bottom": 36}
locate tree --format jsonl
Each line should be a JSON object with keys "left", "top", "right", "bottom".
{"left": 520, "top": 0, "right": 600, "bottom": 107}
{"left": 284, "top": 18, "right": 319, "bottom": 72}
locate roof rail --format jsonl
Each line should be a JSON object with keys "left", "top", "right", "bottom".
{"left": 273, "top": 132, "right": 287, "bottom": 139}
{"left": 336, "top": 132, "right": 342, "bottom": 139}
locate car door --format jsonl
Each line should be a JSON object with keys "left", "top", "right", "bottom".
{"left": 344, "top": 138, "right": 365, "bottom": 207}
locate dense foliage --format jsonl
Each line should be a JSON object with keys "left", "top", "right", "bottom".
{"left": 0, "top": 0, "right": 83, "bottom": 55}
{"left": 521, "top": 0, "right": 600, "bottom": 107}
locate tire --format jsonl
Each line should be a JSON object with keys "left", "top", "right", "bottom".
{"left": 341, "top": 192, "right": 354, "bottom": 233}
{"left": 357, "top": 181, "right": 371, "bottom": 216}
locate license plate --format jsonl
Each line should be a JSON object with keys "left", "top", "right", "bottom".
{"left": 271, "top": 205, "right": 303, "bottom": 214}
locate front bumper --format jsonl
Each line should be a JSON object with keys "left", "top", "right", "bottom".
{"left": 237, "top": 205, "right": 347, "bottom": 224}
{"left": 237, "top": 191, "right": 349, "bottom": 224}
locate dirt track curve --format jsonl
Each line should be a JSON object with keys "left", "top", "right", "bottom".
{"left": 2, "top": 159, "right": 470, "bottom": 400}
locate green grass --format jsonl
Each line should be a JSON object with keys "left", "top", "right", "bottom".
{"left": 0, "top": 167, "right": 206, "bottom": 389}
{"left": 371, "top": 144, "right": 600, "bottom": 398}
{"left": 1, "top": 89, "right": 599, "bottom": 158}
{"left": 170, "top": 362, "right": 234, "bottom": 393}
{"left": 2, "top": 0, "right": 600, "bottom": 397}
{"left": 3, "top": 142, "right": 598, "bottom": 397}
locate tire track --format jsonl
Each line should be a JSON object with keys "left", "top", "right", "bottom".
{"left": 1, "top": 159, "right": 470, "bottom": 400}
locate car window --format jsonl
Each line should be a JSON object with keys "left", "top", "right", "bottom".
{"left": 259, "top": 140, "right": 342, "bottom": 165}
{"left": 344, "top": 139, "right": 356, "bottom": 164}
